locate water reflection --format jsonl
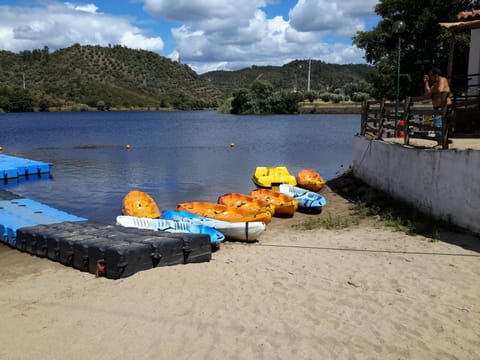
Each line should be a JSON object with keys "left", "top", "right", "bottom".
{"left": 0, "top": 111, "right": 359, "bottom": 223}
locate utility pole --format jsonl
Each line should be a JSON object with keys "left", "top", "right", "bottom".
{"left": 392, "top": 20, "right": 406, "bottom": 137}
{"left": 307, "top": 59, "right": 311, "bottom": 92}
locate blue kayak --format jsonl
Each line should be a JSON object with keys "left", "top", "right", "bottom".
{"left": 278, "top": 184, "right": 327, "bottom": 209}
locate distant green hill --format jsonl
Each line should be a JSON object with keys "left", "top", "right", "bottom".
{"left": 0, "top": 45, "right": 372, "bottom": 112}
{"left": 0, "top": 44, "right": 222, "bottom": 110}
{"left": 201, "top": 60, "right": 372, "bottom": 98}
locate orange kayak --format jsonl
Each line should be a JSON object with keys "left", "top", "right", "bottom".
{"left": 122, "top": 190, "right": 160, "bottom": 218}
{"left": 218, "top": 193, "right": 274, "bottom": 224}
{"left": 296, "top": 169, "right": 326, "bottom": 192}
{"left": 249, "top": 189, "right": 298, "bottom": 217}
{"left": 176, "top": 202, "right": 272, "bottom": 224}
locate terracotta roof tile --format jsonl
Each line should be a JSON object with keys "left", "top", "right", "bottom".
{"left": 457, "top": 9, "right": 480, "bottom": 20}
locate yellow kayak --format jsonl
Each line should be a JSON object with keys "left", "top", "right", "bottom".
{"left": 252, "top": 166, "right": 297, "bottom": 188}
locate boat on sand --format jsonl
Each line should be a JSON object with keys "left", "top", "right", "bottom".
{"left": 252, "top": 166, "right": 297, "bottom": 188}
{"left": 122, "top": 190, "right": 160, "bottom": 218}
{"left": 161, "top": 209, "right": 266, "bottom": 242}
{"left": 278, "top": 184, "right": 327, "bottom": 212}
{"left": 176, "top": 202, "right": 272, "bottom": 224}
{"left": 249, "top": 188, "right": 298, "bottom": 217}
{"left": 217, "top": 192, "right": 274, "bottom": 224}
{"left": 296, "top": 169, "right": 326, "bottom": 192}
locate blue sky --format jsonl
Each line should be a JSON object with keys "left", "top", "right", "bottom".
{"left": 0, "top": 0, "right": 381, "bottom": 73}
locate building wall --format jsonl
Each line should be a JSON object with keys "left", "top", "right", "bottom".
{"left": 468, "top": 29, "right": 480, "bottom": 97}
{"left": 353, "top": 135, "right": 480, "bottom": 234}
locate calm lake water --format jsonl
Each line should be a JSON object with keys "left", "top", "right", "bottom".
{"left": 0, "top": 111, "right": 360, "bottom": 223}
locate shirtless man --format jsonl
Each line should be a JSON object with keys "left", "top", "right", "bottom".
{"left": 423, "top": 67, "right": 452, "bottom": 108}
{"left": 423, "top": 67, "right": 454, "bottom": 140}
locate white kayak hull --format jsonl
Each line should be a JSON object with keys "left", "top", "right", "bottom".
{"left": 115, "top": 216, "right": 225, "bottom": 244}
{"left": 161, "top": 209, "right": 266, "bottom": 242}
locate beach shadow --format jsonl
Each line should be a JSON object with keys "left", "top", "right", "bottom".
{"left": 435, "top": 230, "right": 480, "bottom": 252}
{"left": 327, "top": 170, "right": 480, "bottom": 254}
{"left": 297, "top": 207, "right": 323, "bottom": 215}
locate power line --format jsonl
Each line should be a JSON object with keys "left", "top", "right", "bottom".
{"left": 244, "top": 243, "right": 480, "bottom": 258}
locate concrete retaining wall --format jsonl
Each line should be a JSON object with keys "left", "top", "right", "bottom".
{"left": 353, "top": 135, "right": 480, "bottom": 234}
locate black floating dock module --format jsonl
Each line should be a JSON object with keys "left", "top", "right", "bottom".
{"left": 0, "top": 192, "right": 212, "bottom": 278}
{"left": 0, "top": 154, "right": 52, "bottom": 179}
{"left": 15, "top": 222, "right": 212, "bottom": 279}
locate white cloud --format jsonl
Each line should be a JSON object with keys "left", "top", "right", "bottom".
{"left": 121, "top": 32, "right": 164, "bottom": 52}
{"left": 143, "top": 0, "right": 266, "bottom": 24}
{"left": 172, "top": 18, "right": 366, "bottom": 74}
{"left": 64, "top": 2, "right": 99, "bottom": 13}
{"left": 0, "top": 2, "right": 164, "bottom": 53}
{"left": 289, "top": 0, "right": 377, "bottom": 35}
{"left": 167, "top": 0, "right": 377, "bottom": 73}
{"left": 0, "top": 0, "right": 380, "bottom": 74}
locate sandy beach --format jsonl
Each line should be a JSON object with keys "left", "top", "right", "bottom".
{"left": 1, "top": 185, "right": 479, "bottom": 360}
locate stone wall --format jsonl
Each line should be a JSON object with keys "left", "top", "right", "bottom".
{"left": 353, "top": 135, "right": 480, "bottom": 234}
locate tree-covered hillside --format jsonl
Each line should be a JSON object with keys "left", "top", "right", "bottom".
{"left": 201, "top": 60, "right": 372, "bottom": 98}
{"left": 0, "top": 44, "right": 223, "bottom": 111}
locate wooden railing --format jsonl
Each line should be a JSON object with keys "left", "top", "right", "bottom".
{"left": 403, "top": 95, "right": 450, "bottom": 149}
{"left": 361, "top": 95, "right": 480, "bottom": 149}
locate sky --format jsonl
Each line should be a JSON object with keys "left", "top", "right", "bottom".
{"left": 0, "top": 0, "right": 381, "bottom": 74}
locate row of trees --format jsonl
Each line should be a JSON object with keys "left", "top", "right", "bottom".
{"left": 20, "top": 46, "right": 50, "bottom": 64}
{"left": 225, "top": 82, "right": 370, "bottom": 115}
{"left": 305, "top": 90, "right": 370, "bottom": 103}
{"left": 228, "top": 80, "right": 304, "bottom": 114}
{"left": 353, "top": 0, "right": 478, "bottom": 100}
{"left": 0, "top": 86, "right": 109, "bottom": 112}
{"left": 0, "top": 88, "right": 35, "bottom": 112}
{"left": 0, "top": 86, "right": 219, "bottom": 112}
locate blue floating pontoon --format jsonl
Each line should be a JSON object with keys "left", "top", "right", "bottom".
{"left": 0, "top": 154, "right": 52, "bottom": 179}
{"left": 0, "top": 198, "right": 87, "bottom": 246}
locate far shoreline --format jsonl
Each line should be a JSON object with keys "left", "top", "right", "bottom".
{"left": 1, "top": 104, "right": 363, "bottom": 115}
{"left": 299, "top": 104, "right": 362, "bottom": 114}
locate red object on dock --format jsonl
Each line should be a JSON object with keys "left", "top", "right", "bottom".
{"left": 398, "top": 120, "right": 405, "bottom": 138}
